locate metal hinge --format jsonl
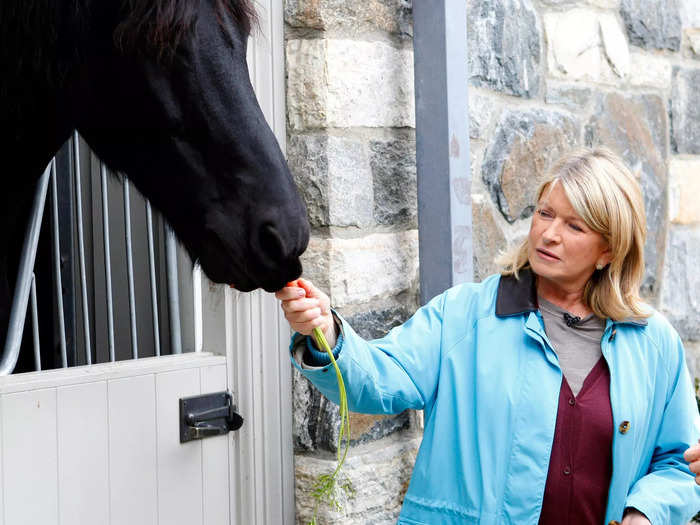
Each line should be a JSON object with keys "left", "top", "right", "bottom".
{"left": 179, "top": 391, "right": 244, "bottom": 443}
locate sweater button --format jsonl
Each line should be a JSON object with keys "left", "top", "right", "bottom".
{"left": 619, "top": 420, "right": 630, "bottom": 434}
{"left": 563, "top": 466, "right": 571, "bottom": 475}
{"left": 568, "top": 397, "right": 575, "bottom": 406}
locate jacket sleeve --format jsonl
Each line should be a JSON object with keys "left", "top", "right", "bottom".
{"left": 290, "top": 292, "right": 447, "bottom": 415}
{"left": 624, "top": 332, "right": 700, "bottom": 524}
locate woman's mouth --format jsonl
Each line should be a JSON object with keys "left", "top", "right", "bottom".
{"left": 536, "top": 248, "right": 560, "bottom": 261}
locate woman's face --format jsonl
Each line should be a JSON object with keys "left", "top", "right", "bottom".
{"left": 528, "top": 182, "right": 610, "bottom": 292}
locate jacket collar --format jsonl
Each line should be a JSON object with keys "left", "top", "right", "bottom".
{"left": 495, "top": 268, "right": 648, "bottom": 326}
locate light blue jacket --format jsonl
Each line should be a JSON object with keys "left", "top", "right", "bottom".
{"left": 292, "top": 272, "right": 700, "bottom": 524}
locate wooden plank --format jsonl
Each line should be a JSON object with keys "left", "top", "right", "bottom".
{"left": 109, "top": 374, "right": 157, "bottom": 525}
{"left": 0, "top": 353, "right": 224, "bottom": 395}
{"left": 261, "top": 293, "right": 283, "bottom": 525}
{"left": 57, "top": 381, "right": 109, "bottom": 525}
{"left": 200, "top": 365, "right": 229, "bottom": 525}
{"left": 3, "top": 388, "right": 58, "bottom": 525}
{"left": 156, "top": 369, "right": 202, "bottom": 525}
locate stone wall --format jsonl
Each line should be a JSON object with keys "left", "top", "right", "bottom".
{"left": 284, "top": 0, "right": 700, "bottom": 523}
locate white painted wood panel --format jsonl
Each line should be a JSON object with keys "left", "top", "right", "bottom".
{"left": 3, "top": 388, "right": 58, "bottom": 525}
{"left": 156, "top": 369, "right": 202, "bottom": 525}
{"left": 57, "top": 382, "right": 109, "bottom": 525}
{"left": 200, "top": 365, "right": 229, "bottom": 525}
{"left": 109, "top": 374, "right": 158, "bottom": 525}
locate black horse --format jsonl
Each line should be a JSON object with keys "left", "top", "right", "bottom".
{"left": 0, "top": 0, "right": 310, "bottom": 351}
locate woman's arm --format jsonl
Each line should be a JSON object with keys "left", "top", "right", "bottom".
{"left": 623, "top": 332, "right": 700, "bottom": 523}
{"left": 276, "top": 279, "right": 447, "bottom": 415}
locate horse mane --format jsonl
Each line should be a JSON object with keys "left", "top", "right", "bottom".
{"left": 114, "top": 0, "right": 258, "bottom": 59}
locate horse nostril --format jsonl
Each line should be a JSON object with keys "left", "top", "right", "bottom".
{"left": 259, "top": 223, "right": 286, "bottom": 261}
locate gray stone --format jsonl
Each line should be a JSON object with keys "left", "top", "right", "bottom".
{"left": 671, "top": 67, "right": 700, "bottom": 155}
{"left": 293, "top": 365, "right": 412, "bottom": 453}
{"left": 469, "top": 91, "right": 501, "bottom": 140}
{"left": 585, "top": 92, "right": 668, "bottom": 299}
{"left": 467, "top": 0, "right": 542, "bottom": 98}
{"left": 345, "top": 303, "right": 417, "bottom": 340}
{"left": 287, "top": 134, "right": 374, "bottom": 228}
{"left": 660, "top": 225, "right": 700, "bottom": 341}
{"left": 287, "top": 133, "right": 330, "bottom": 227}
{"left": 620, "top": 0, "right": 682, "bottom": 51}
{"left": 285, "top": 0, "right": 413, "bottom": 38}
{"left": 472, "top": 194, "right": 508, "bottom": 282}
{"left": 481, "top": 109, "right": 580, "bottom": 223}
{"left": 370, "top": 135, "right": 418, "bottom": 227}
{"left": 545, "top": 84, "right": 594, "bottom": 113}
{"left": 685, "top": 340, "right": 700, "bottom": 387}
{"left": 295, "top": 437, "right": 420, "bottom": 524}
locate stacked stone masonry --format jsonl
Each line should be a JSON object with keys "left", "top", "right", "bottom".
{"left": 285, "top": 0, "right": 700, "bottom": 522}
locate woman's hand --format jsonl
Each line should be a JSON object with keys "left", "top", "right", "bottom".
{"left": 621, "top": 508, "right": 651, "bottom": 525}
{"left": 275, "top": 278, "right": 337, "bottom": 348}
{"left": 684, "top": 441, "right": 700, "bottom": 485}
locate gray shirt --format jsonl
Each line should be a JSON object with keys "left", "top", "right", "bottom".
{"left": 538, "top": 297, "right": 605, "bottom": 396}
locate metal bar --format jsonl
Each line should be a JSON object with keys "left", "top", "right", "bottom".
{"left": 72, "top": 131, "right": 92, "bottom": 364}
{"left": 413, "top": 0, "right": 473, "bottom": 305}
{"left": 50, "top": 158, "right": 68, "bottom": 368}
{"left": 123, "top": 180, "right": 138, "bottom": 359}
{"left": 0, "top": 164, "right": 51, "bottom": 375}
{"left": 30, "top": 273, "right": 41, "bottom": 371}
{"left": 100, "top": 163, "right": 116, "bottom": 362}
{"left": 146, "top": 202, "right": 161, "bottom": 356}
{"left": 166, "top": 224, "right": 182, "bottom": 354}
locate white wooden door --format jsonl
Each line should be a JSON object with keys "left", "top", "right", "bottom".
{"left": 0, "top": 1, "right": 293, "bottom": 524}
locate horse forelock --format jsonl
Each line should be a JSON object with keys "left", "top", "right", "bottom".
{"left": 114, "top": 0, "right": 258, "bottom": 59}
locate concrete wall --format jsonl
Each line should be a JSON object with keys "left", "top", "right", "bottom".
{"left": 284, "top": 0, "right": 700, "bottom": 522}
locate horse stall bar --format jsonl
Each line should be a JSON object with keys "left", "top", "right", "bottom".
{"left": 1, "top": 132, "right": 194, "bottom": 375}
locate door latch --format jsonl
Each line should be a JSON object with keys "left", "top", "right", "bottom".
{"left": 179, "top": 391, "right": 244, "bottom": 443}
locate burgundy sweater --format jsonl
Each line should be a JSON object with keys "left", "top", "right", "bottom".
{"left": 539, "top": 356, "right": 614, "bottom": 524}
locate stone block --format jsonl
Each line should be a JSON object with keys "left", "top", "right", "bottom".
{"left": 669, "top": 158, "right": 700, "bottom": 225}
{"left": 286, "top": 39, "right": 329, "bottom": 130}
{"left": 469, "top": 91, "right": 501, "bottom": 140}
{"left": 295, "top": 437, "right": 420, "bottom": 524}
{"left": 285, "top": 0, "right": 413, "bottom": 37}
{"left": 680, "top": 0, "right": 700, "bottom": 29}
{"left": 541, "top": 0, "right": 619, "bottom": 5}
{"left": 467, "top": 0, "right": 542, "bottom": 98}
{"left": 689, "top": 29, "right": 700, "bottom": 57}
{"left": 599, "top": 12, "right": 631, "bottom": 79}
{"left": 620, "top": 0, "right": 682, "bottom": 51}
{"left": 328, "top": 231, "right": 419, "bottom": 308}
{"left": 370, "top": 135, "right": 417, "bottom": 227}
{"left": 288, "top": 133, "right": 330, "bottom": 227}
{"left": 545, "top": 83, "right": 594, "bottom": 113}
{"left": 286, "top": 39, "right": 415, "bottom": 130}
{"left": 628, "top": 51, "right": 672, "bottom": 89}
{"left": 327, "top": 137, "right": 374, "bottom": 227}
{"left": 472, "top": 194, "right": 508, "bottom": 282}
{"left": 660, "top": 225, "right": 700, "bottom": 341}
{"left": 544, "top": 10, "right": 629, "bottom": 82}
{"left": 287, "top": 134, "right": 374, "bottom": 228}
{"left": 292, "top": 366, "right": 411, "bottom": 453}
{"left": 585, "top": 92, "right": 668, "bottom": 298}
{"left": 345, "top": 301, "right": 418, "bottom": 340}
{"left": 671, "top": 67, "right": 700, "bottom": 155}
{"left": 326, "top": 40, "right": 415, "bottom": 128}
{"left": 481, "top": 109, "right": 580, "bottom": 223}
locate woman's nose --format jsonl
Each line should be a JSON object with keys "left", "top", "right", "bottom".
{"left": 542, "top": 221, "right": 561, "bottom": 243}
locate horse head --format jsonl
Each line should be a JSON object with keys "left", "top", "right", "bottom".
{"left": 72, "top": 0, "right": 309, "bottom": 292}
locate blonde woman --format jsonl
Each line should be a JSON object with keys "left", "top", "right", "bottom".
{"left": 277, "top": 148, "right": 700, "bottom": 524}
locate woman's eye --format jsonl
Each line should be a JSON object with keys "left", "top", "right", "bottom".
{"left": 538, "top": 209, "right": 552, "bottom": 218}
{"left": 569, "top": 223, "right": 583, "bottom": 232}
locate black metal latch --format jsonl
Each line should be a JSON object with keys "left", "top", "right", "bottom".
{"left": 179, "top": 391, "right": 244, "bottom": 443}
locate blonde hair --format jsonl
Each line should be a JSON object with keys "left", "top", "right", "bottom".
{"left": 498, "top": 147, "right": 649, "bottom": 321}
